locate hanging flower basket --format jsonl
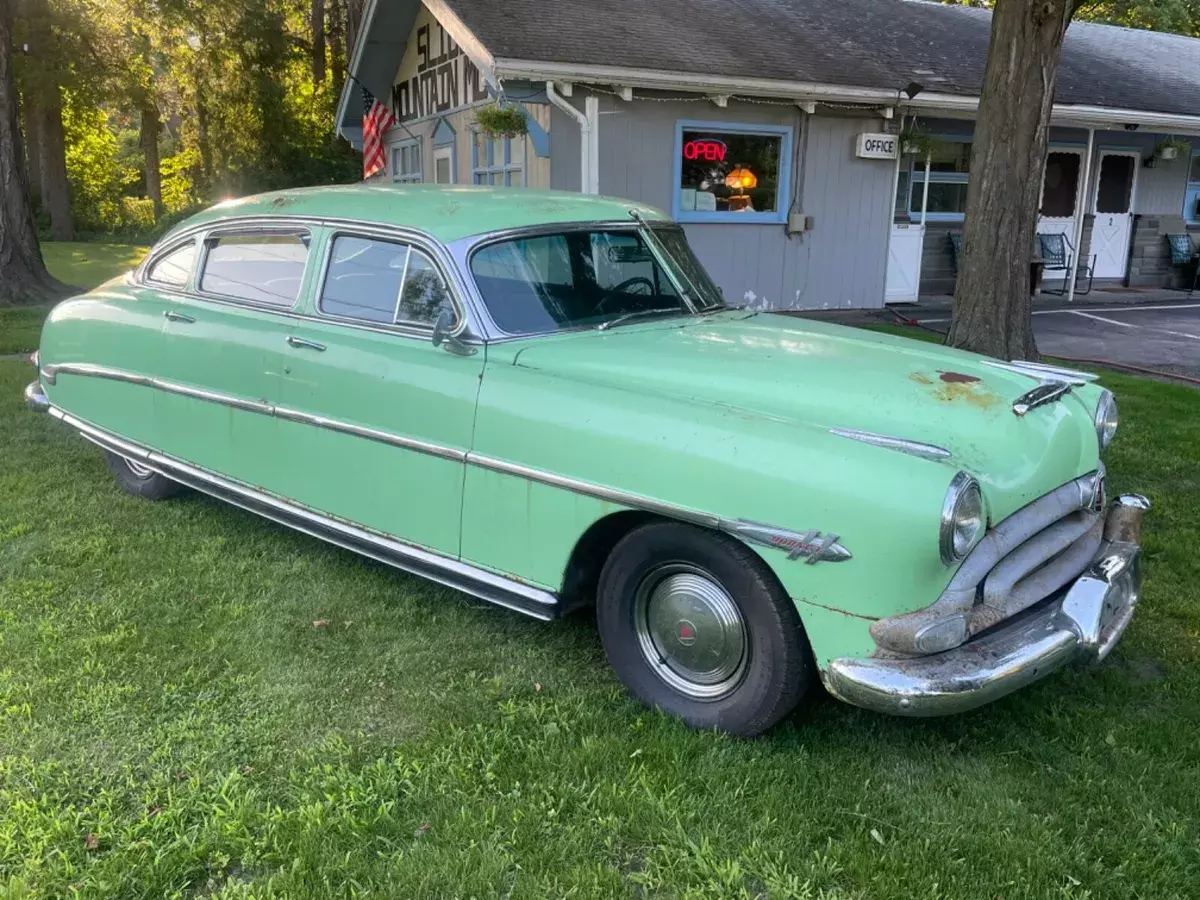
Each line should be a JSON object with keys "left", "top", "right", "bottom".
{"left": 899, "top": 126, "right": 940, "bottom": 159}
{"left": 474, "top": 103, "right": 529, "bottom": 139}
{"left": 1155, "top": 138, "right": 1189, "bottom": 161}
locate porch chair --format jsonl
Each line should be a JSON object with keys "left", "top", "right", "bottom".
{"left": 1165, "top": 234, "right": 1199, "bottom": 297}
{"left": 1037, "top": 232, "right": 1095, "bottom": 297}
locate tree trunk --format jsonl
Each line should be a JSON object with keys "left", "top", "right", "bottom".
{"left": 0, "top": 0, "right": 60, "bottom": 306}
{"left": 140, "top": 99, "right": 162, "bottom": 220}
{"left": 311, "top": 0, "right": 326, "bottom": 85}
{"left": 945, "top": 0, "right": 1084, "bottom": 361}
{"left": 38, "top": 88, "right": 72, "bottom": 241}
{"left": 21, "top": 90, "right": 41, "bottom": 209}
{"left": 328, "top": 0, "right": 345, "bottom": 93}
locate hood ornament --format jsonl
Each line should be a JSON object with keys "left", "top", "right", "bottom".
{"left": 1012, "top": 379, "right": 1073, "bottom": 416}
{"left": 721, "top": 519, "right": 852, "bottom": 564}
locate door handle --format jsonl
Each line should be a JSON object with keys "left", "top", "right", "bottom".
{"left": 164, "top": 310, "right": 195, "bottom": 323}
{"left": 286, "top": 336, "right": 326, "bottom": 352}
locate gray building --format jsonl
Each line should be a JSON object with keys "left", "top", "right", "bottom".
{"left": 337, "top": 0, "right": 1200, "bottom": 310}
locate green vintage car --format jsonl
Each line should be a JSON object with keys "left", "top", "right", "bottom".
{"left": 25, "top": 185, "right": 1148, "bottom": 736}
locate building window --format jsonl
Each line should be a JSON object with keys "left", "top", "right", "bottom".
{"left": 473, "top": 133, "right": 524, "bottom": 185}
{"left": 909, "top": 141, "right": 972, "bottom": 219}
{"left": 392, "top": 139, "right": 423, "bottom": 183}
{"left": 1185, "top": 150, "right": 1200, "bottom": 224}
{"left": 673, "top": 121, "right": 793, "bottom": 224}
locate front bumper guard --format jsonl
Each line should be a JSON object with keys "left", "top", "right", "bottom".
{"left": 25, "top": 379, "right": 49, "bottom": 413}
{"left": 826, "top": 496, "right": 1148, "bottom": 717}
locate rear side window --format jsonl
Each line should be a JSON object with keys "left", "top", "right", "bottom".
{"left": 319, "top": 234, "right": 456, "bottom": 329}
{"left": 200, "top": 233, "right": 309, "bottom": 307}
{"left": 145, "top": 241, "right": 196, "bottom": 287}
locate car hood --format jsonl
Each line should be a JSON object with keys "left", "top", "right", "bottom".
{"left": 504, "top": 312, "right": 1101, "bottom": 519}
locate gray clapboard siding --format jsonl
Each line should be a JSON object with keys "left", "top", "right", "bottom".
{"left": 550, "top": 95, "right": 894, "bottom": 309}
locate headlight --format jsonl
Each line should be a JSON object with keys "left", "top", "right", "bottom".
{"left": 1095, "top": 391, "right": 1119, "bottom": 451}
{"left": 939, "top": 472, "right": 985, "bottom": 565}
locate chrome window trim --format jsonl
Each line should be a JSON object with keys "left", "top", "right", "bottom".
{"left": 194, "top": 225, "right": 314, "bottom": 313}
{"left": 455, "top": 220, "right": 695, "bottom": 341}
{"left": 313, "top": 230, "right": 467, "bottom": 339}
{"left": 140, "top": 236, "right": 201, "bottom": 290}
{"left": 41, "top": 363, "right": 844, "bottom": 565}
{"left": 47, "top": 405, "right": 558, "bottom": 621}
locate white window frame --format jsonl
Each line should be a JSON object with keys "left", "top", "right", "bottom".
{"left": 391, "top": 138, "right": 423, "bottom": 183}
{"left": 908, "top": 139, "right": 972, "bottom": 222}
{"left": 472, "top": 132, "right": 525, "bottom": 186}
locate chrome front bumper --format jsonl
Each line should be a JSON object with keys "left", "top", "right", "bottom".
{"left": 24, "top": 379, "right": 49, "bottom": 413}
{"left": 826, "top": 497, "right": 1148, "bottom": 717}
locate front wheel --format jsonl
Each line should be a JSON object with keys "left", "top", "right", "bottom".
{"left": 597, "top": 521, "right": 813, "bottom": 736}
{"left": 102, "top": 450, "right": 186, "bottom": 501}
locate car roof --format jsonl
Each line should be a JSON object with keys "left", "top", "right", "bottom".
{"left": 170, "top": 184, "right": 672, "bottom": 244}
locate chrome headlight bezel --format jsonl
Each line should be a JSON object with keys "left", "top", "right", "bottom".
{"left": 1095, "top": 390, "right": 1119, "bottom": 451}
{"left": 939, "top": 472, "right": 986, "bottom": 566}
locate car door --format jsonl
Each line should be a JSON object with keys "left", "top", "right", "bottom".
{"left": 154, "top": 225, "right": 314, "bottom": 489}
{"left": 271, "top": 229, "right": 483, "bottom": 558}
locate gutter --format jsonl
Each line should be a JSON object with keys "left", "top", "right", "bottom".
{"left": 496, "top": 58, "right": 1200, "bottom": 134}
{"left": 546, "top": 81, "right": 600, "bottom": 194}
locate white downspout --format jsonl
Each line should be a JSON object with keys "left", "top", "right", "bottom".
{"left": 1066, "top": 127, "right": 1095, "bottom": 304}
{"left": 547, "top": 81, "right": 592, "bottom": 194}
{"left": 919, "top": 151, "right": 931, "bottom": 228}
{"left": 585, "top": 95, "right": 600, "bottom": 195}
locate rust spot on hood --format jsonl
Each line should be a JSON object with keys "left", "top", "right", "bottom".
{"left": 933, "top": 380, "right": 1000, "bottom": 409}
{"left": 909, "top": 372, "right": 933, "bottom": 385}
{"left": 938, "top": 370, "right": 981, "bottom": 384}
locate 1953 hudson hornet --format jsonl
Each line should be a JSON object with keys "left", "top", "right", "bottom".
{"left": 25, "top": 185, "right": 1148, "bottom": 736}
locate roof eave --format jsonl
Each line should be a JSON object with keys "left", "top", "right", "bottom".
{"left": 494, "top": 58, "right": 1200, "bottom": 134}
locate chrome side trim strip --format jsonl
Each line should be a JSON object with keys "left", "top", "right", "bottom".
{"left": 273, "top": 406, "right": 468, "bottom": 462}
{"left": 47, "top": 406, "right": 559, "bottom": 620}
{"left": 983, "top": 359, "right": 1098, "bottom": 385}
{"left": 829, "top": 428, "right": 952, "bottom": 462}
{"left": 466, "top": 453, "right": 720, "bottom": 528}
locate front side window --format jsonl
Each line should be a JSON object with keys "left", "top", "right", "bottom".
{"left": 199, "top": 232, "right": 309, "bottom": 307}
{"left": 146, "top": 240, "right": 196, "bottom": 287}
{"left": 470, "top": 227, "right": 723, "bottom": 335}
{"left": 675, "top": 123, "right": 791, "bottom": 223}
{"left": 909, "top": 141, "right": 972, "bottom": 218}
{"left": 1185, "top": 150, "right": 1200, "bottom": 223}
{"left": 473, "top": 133, "right": 524, "bottom": 186}
{"left": 319, "top": 235, "right": 455, "bottom": 329}
{"left": 392, "top": 139, "right": 423, "bottom": 183}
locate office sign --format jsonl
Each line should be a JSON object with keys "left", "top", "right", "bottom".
{"left": 856, "top": 133, "right": 898, "bottom": 160}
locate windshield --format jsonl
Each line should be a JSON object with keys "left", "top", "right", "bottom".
{"left": 470, "top": 227, "right": 724, "bottom": 335}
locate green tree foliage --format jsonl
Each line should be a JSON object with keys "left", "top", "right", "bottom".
{"left": 14, "top": 0, "right": 360, "bottom": 239}
{"left": 940, "top": 0, "right": 1200, "bottom": 34}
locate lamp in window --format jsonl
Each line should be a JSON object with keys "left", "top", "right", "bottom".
{"left": 724, "top": 168, "right": 758, "bottom": 192}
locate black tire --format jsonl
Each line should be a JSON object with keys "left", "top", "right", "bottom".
{"left": 597, "top": 521, "right": 813, "bottom": 737}
{"left": 102, "top": 450, "right": 186, "bottom": 501}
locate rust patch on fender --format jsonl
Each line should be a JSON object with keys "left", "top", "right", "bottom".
{"left": 938, "top": 370, "right": 981, "bottom": 384}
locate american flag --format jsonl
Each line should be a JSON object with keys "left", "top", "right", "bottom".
{"left": 362, "top": 87, "right": 395, "bottom": 179}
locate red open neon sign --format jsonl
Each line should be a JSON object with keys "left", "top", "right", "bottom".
{"left": 683, "top": 139, "right": 727, "bottom": 162}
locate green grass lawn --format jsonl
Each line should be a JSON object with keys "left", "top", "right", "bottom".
{"left": 0, "top": 243, "right": 148, "bottom": 355}
{"left": 2, "top": 354, "right": 1199, "bottom": 897}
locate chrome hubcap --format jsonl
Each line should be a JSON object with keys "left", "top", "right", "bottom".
{"left": 124, "top": 457, "right": 154, "bottom": 479}
{"left": 633, "top": 563, "right": 748, "bottom": 700}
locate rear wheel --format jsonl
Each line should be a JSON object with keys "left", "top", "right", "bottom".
{"left": 597, "top": 521, "right": 813, "bottom": 736}
{"left": 102, "top": 450, "right": 186, "bottom": 501}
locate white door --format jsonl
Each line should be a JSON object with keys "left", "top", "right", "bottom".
{"left": 1091, "top": 151, "right": 1138, "bottom": 279}
{"left": 885, "top": 223, "right": 924, "bottom": 303}
{"left": 433, "top": 145, "right": 454, "bottom": 184}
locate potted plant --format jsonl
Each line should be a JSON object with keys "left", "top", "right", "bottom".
{"left": 1154, "top": 138, "right": 1190, "bottom": 161}
{"left": 474, "top": 102, "right": 529, "bottom": 139}
{"left": 899, "top": 125, "right": 940, "bottom": 158}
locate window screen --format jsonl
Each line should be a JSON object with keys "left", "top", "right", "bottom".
{"left": 200, "top": 233, "right": 309, "bottom": 306}
{"left": 1040, "top": 152, "right": 1082, "bottom": 218}
{"left": 146, "top": 241, "right": 196, "bottom": 287}
{"left": 1095, "top": 155, "right": 1135, "bottom": 215}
